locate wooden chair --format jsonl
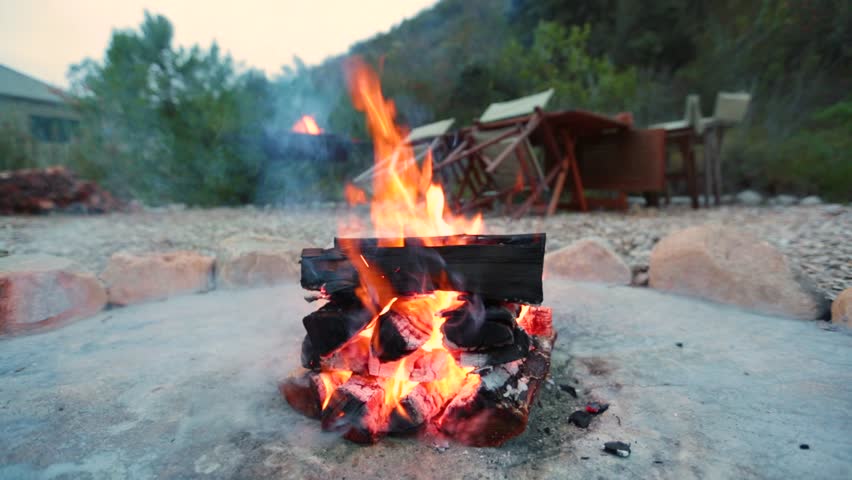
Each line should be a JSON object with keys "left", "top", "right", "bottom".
{"left": 351, "top": 118, "right": 457, "bottom": 192}
{"left": 699, "top": 92, "right": 751, "bottom": 204}
{"left": 433, "top": 89, "right": 565, "bottom": 216}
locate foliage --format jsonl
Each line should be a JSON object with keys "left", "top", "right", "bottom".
{"left": 725, "top": 100, "right": 852, "bottom": 201}
{"left": 496, "top": 22, "right": 640, "bottom": 114}
{"left": 0, "top": 115, "right": 36, "bottom": 171}
{"left": 68, "top": 12, "right": 273, "bottom": 205}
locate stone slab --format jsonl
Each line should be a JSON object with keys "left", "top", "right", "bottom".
{"left": 0, "top": 282, "right": 849, "bottom": 479}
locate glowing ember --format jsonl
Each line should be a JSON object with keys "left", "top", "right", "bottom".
{"left": 292, "top": 115, "right": 323, "bottom": 135}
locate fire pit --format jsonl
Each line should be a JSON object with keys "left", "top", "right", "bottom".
{"left": 277, "top": 59, "right": 555, "bottom": 446}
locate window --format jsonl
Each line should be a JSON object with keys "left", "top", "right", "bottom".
{"left": 29, "top": 116, "right": 79, "bottom": 143}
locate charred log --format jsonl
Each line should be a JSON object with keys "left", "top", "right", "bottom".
{"left": 279, "top": 369, "right": 322, "bottom": 419}
{"left": 301, "top": 234, "right": 545, "bottom": 304}
{"left": 372, "top": 306, "right": 431, "bottom": 362}
{"left": 452, "top": 325, "right": 530, "bottom": 368}
{"left": 302, "top": 299, "right": 373, "bottom": 356}
{"left": 321, "top": 375, "right": 387, "bottom": 444}
{"left": 437, "top": 309, "right": 555, "bottom": 447}
{"left": 441, "top": 300, "right": 516, "bottom": 350}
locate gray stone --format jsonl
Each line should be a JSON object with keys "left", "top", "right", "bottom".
{"left": 216, "top": 234, "right": 300, "bottom": 288}
{"left": 800, "top": 195, "right": 824, "bottom": 206}
{"left": 101, "top": 251, "right": 214, "bottom": 305}
{"left": 769, "top": 194, "right": 797, "bottom": 206}
{"left": 0, "top": 254, "right": 106, "bottom": 335}
{"left": 0, "top": 282, "right": 849, "bottom": 479}
{"left": 832, "top": 288, "right": 852, "bottom": 328}
{"left": 736, "top": 189, "right": 763, "bottom": 205}
{"left": 545, "top": 237, "right": 631, "bottom": 285}
{"left": 649, "top": 225, "right": 829, "bottom": 319}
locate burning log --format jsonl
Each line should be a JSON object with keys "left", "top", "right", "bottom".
{"left": 321, "top": 375, "right": 389, "bottom": 444}
{"left": 302, "top": 298, "right": 373, "bottom": 356}
{"left": 279, "top": 368, "right": 351, "bottom": 419}
{"left": 441, "top": 301, "right": 516, "bottom": 350}
{"left": 452, "top": 325, "right": 531, "bottom": 368}
{"left": 300, "top": 234, "right": 545, "bottom": 304}
{"left": 437, "top": 308, "right": 554, "bottom": 447}
{"left": 371, "top": 302, "right": 432, "bottom": 362}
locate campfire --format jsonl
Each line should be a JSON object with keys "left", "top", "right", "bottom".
{"left": 280, "top": 58, "right": 554, "bottom": 446}
{"left": 291, "top": 114, "right": 323, "bottom": 135}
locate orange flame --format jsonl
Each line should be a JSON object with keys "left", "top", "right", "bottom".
{"left": 344, "top": 182, "right": 367, "bottom": 205}
{"left": 292, "top": 115, "right": 323, "bottom": 135}
{"left": 322, "top": 58, "right": 495, "bottom": 428}
{"left": 344, "top": 56, "right": 482, "bottom": 246}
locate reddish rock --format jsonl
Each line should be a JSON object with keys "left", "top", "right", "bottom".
{"left": 0, "top": 254, "right": 106, "bottom": 335}
{"left": 831, "top": 288, "right": 852, "bottom": 327}
{"left": 101, "top": 251, "right": 214, "bottom": 305}
{"left": 649, "top": 225, "right": 829, "bottom": 320}
{"left": 216, "top": 234, "right": 300, "bottom": 288}
{"left": 545, "top": 237, "right": 631, "bottom": 285}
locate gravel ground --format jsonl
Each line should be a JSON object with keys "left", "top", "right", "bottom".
{"left": 1, "top": 203, "right": 850, "bottom": 299}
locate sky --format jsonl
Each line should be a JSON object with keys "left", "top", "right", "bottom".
{"left": 0, "top": 0, "right": 438, "bottom": 88}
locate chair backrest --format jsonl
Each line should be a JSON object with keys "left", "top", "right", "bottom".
{"left": 479, "top": 89, "right": 554, "bottom": 123}
{"left": 684, "top": 94, "right": 703, "bottom": 127}
{"left": 713, "top": 92, "right": 751, "bottom": 125}
{"left": 405, "top": 118, "right": 455, "bottom": 143}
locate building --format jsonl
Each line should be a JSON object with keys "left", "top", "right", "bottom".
{"left": 0, "top": 64, "right": 80, "bottom": 168}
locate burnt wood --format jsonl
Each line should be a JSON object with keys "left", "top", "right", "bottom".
{"left": 321, "top": 375, "right": 387, "bottom": 444}
{"left": 441, "top": 301, "right": 516, "bottom": 350}
{"left": 372, "top": 309, "right": 431, "bottom": 362}
{"left": 301, "top": 233, "right": 545, "bottom": 304}
{"left": 302, "top": 299, "right": 373, "bottom": 356}
{"left": 438, "top": 324, "right": 555, "bottom": 447}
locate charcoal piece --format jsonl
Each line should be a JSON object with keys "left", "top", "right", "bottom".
{"left": 437, "top": 321, "right": 556, "bottom": 447}
{"left": 321, "top": 375, "right": 387, "bottom": 444}
{"left": 453, "top": 326, "right": 531, "bottom": 368}
{"left": 301, "top": 233, "right": 546, "bottom": 304}
{"left": 585, "top": 402, "right": 609, "bottom": 415}
{"left": 279, "top": 369, "right": 323, "bottom": 419}
{"left": 388, "top": 383, "right": 447, "bottom": 433}
{"left": 302, "top": 299, "right": 373, "bottom": 356}
{"left": 559, "top": 384, "right": 578, "bottom": 398}
{"left": 321, "top": 334, "right": 370, "bottom": 374}
{"left": 517, "top": 306, "right": 554, "bottom": 337}
{"left": 569, "top": 410, "right": 593, "bottom": 428}
{"left": 442, "top": 302, "right": 516, "bottom": 350}
{"left": 372, "top": 308, "right": 431, "bottom": 362}
{"left": 604, "top": 441, "right": 631, "bottom": 457}
{"left": 300, "top": 335, "right": 320, "bottom": 370}
{"left": 800, "top": 444, "right": 810, "bottom": 450}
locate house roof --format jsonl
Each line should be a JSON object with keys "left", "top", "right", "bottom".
{"left": 0, "top": 64, "right": 66, "bottom": 104}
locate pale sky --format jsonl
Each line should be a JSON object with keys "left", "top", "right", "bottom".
{"left": 0, "top": 0, "right": 438, "bottom": 88}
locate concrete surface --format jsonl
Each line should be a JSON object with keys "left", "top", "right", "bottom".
{"left": 1, "top": 282, "right": 850, "bottom": 479}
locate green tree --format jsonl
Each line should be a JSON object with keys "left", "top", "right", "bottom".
{"left": 68, "top": 12, "right": 272, "bottom": 205}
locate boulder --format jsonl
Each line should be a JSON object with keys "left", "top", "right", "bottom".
{"left": 649, "top": 225, "right": 829, "bottom": 319}
{"left": 768, "top": 195, "right": 797, "bottom": 207}
{"left": 545, "top": 238, "right": 631, "bottom": 285}
{"left": 101, "top": 251, "right": 214, "bottom": 305}
{"left": 799, "top": 195, "right": 823, "bottom": 206}
{"left": 735, "top": 190, "right": 763, "bottom": 206}
{"left": 216, "top": 234, "right": 300, "bottom": 288}
{"left": 831, "top": 288, "right": 852, "bottom": 328}
{"left": 0, "top": 254, "right": 106, "bottom": 334}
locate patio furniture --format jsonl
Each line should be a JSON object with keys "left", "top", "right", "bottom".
{"left": 351, "top": 118, "right": 457, "bottom": 191}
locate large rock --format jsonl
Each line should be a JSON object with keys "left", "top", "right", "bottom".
{"left": 216, "top": 234, "right": 300, "bottom": 288}
{"left": 799, "top": 195, "right": 823, "bottom": 206}
{"left": 649, "top": 225, "right": 829, "bottom": 319}
{"left": 0, "top": 254, "right": 106, "bottom": 334}
{"left": 101, "top": 251, "right": 214, "bottom": 305}
{"left": 831, "top": 288, "right": 852, "bottom": 327}
{"left": 545, "top": 238, "right": 631, "bottom": 285}
{"left": 735, "top": 190, "right": 763, "bottom": 206}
